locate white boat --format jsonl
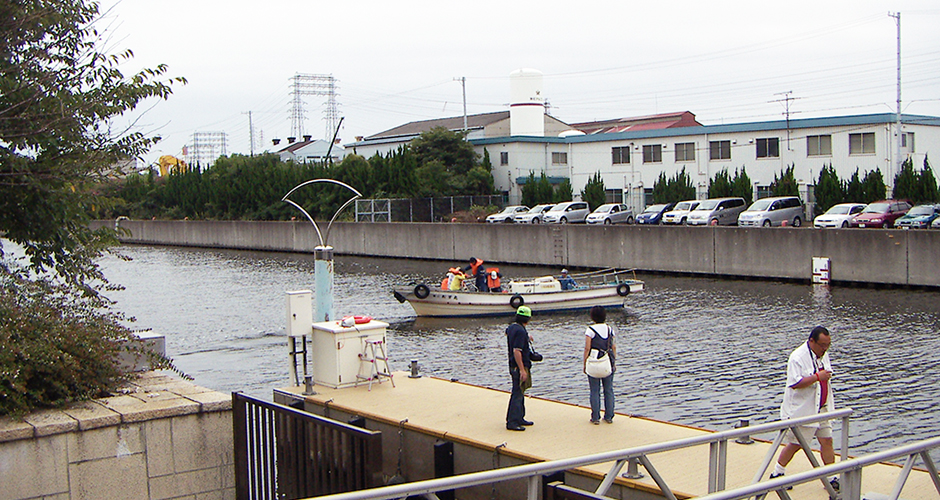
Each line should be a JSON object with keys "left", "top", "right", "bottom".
{"left": 392, "top": 268, "right": 644, "bottom": 318}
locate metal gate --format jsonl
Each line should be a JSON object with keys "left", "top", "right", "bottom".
{"left": 233, "top": 392, "right": 383, "bottom": 500}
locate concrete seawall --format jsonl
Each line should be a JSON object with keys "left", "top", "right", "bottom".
{"left": 93, "top": 220, "right": 940, "bottom": 288}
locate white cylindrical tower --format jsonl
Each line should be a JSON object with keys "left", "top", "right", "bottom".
{"left": 509, "top": 69, "right": 544, "bottom": 136}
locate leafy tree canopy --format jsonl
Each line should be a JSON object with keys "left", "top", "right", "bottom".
{"left": 581, "top": 172, "right": 606, "bottom": 211}
{"left": 708, "top": 169, "right": 733, "bottom": 198}
{"left": 770, "top": 164, "right": 799, "bottom": 198}
{"left": 409, "top": 126, "right": 479, "bottom": 179}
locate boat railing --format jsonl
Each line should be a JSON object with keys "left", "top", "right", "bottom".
{"left": 299, "top": 408, "right": 940, "bottom": 500}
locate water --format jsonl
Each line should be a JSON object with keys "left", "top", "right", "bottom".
{"left": 97, "top": 245, "right": 940, "bottom": 457}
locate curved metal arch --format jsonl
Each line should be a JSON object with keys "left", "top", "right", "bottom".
{"left": 282, "top": 179, "right": 362, "bottom": 248}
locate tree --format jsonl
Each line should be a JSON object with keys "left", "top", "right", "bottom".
{"left": 409, "top": 126, "right": 479, "bottom": 180}
{"left": 1, "top": 0, "right": 186, "bottom": 416}
{"left": 1, "top": 0, "right": 185, "bottom": 292}
{"left": 916, "top": 155, "right": 940, "bottom": 203}
{"left": 553, "top": 178, "right": 573, "bottom": 204}
{"left": 536, "top": 173, "right": 555, "bottom": 204}
{"left": 845, "top": 169, "right": 865, "bottom": 202}
{"left": 770, "top": 164, "right": 799, "bottom": 197}
{"left": 520, "top": 172, "right": 539, "bottom": 207}
{"left": 814, "top": 163, "right": 845, "bottom": 214}
{"left": 892, "top": 158, "right": 917, "bottom": 202}
{"left": 708, "top": 169, "right": 733, "bottom": 198}
{"left": 581, "top": 172, "right": 606, "bottom": 211}
{"left": 652, "top": 168, "right": 695, "bottom": 204}
{"left": 731, "top": 166, "right": 753, "bottom": 205}
{"left": 861, "top": 169, "right": 886, "bottom": 203}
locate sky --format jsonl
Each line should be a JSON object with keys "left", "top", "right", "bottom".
{"left": 98, "top": 0, "right": 940, "bottom": 168}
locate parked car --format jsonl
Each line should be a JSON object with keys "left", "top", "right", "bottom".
{"left": 849, "top": 200, "right": 911, "bottom": 228}
{"left": 737, "top": 196, "right": 804, "bottom": 227}
{"left": 513, "top": 204, "right": 554, "bottom": 224}
{"left": 813, "top": 203, "right": 866, "bottom": 228}
{"left": 933, "top": 216, "right": 940, "bottom": 229}
{"left": 543, "top": 201, "right": 591, "bottom": 224}
{"left": 586, "top": 203, "right": 634, "bottom": 225}
{"left": 635, "top": 203, "right": 676, "bottom": 225}
{"left": 895, "top": 204, "right": 940, "bottom": 229}
{"left": 485, "top": 205, "right": 528, "bottom": 223}
{"left": 686, "top": 197, "right": 747, "bottom": 226}
{"left": 662, "top": 200, "right": 701, "bottom": 225}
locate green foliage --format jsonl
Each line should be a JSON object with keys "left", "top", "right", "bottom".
{"left": 580, "top": 172, "right": 606, "bottom": 211}
{"left": 409, "top": 126, "right": 479, "bottom": 183}
{"left": 708, "top": 169, "right": 733, "bottom": 198}
{"left": 893, "top": 156, "right": 939, "bottom": 204}
{"left": 845, "top": 169, "right": 865, "bottom": 202}
{"left": 520, "top": 172, "right": 539, "bottom": 207}
{"left": 861, "top": 169, "right": 886, "bottom": 203}
{"left": 652, "top": 167, "right": 696, "bottom": 204}
{"left": 770, "top": 164, "right": 799, "bottom": 197}
{"left": 916, "top": 155, "right": 940, "bottom": 203}
{"left": 0, "top": 265, "right": 185, "bottom": 417}
{"left": 814, "top": 164, "right": 845, "bottom": 214}
{"left": 481, "top": 148, "right": 493, "bottom": 173}
{"left": 553, "top": 178, "right": 573, "bottom": 204}
{"left": 731, "top": 166, "right": 753, "bottom": 205}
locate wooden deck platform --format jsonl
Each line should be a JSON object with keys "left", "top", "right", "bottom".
{"left": 278, "top": 373, "right": 936, "bottom": 499}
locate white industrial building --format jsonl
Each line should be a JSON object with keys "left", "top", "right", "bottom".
{"left": 346, "top": 69, "right": 940, "bottom": 212}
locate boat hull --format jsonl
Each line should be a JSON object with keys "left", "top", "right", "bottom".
{"left": 393, "top": 282, "right": 643, "bottom": 318}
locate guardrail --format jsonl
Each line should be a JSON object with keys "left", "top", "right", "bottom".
{"left": 306, "top": 409, "right": 853, "bottom": 500}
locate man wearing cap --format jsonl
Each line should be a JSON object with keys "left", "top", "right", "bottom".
{"left": 559, "top": 269, "right": 577, "bottom": 290}
{"left": 506, "top": 306, "right": 534, "bottom": 431}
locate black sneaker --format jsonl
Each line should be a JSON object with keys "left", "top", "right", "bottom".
{"left": 768, "top": 472, "right": 793, "bottom": 490}
{"left": 830, "top": 477, "right": 840, "bottom": 492}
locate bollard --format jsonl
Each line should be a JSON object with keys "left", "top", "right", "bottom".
{"left": 303, "top": 375, "right": 316, "bottom": 395}
{"left": 734, "top": 419, "right": 754, "bottom": 444}
{"left": 409, "top": 359, "right": 422, "bottom": 378}
{"left": 621, "top": 457, "right": 645, "bottom": 479}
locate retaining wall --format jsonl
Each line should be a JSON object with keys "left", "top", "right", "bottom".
{"left": 0, "top": 372, "right": 233, "bottom": 500}
{"left": 94, "top": 220, "right": 940, "bottom": 287}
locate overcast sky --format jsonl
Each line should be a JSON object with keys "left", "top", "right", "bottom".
{"left": 100, "top": 1, "right": 940, "bottom": 166}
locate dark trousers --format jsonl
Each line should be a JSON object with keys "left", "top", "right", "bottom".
{"left": 506, "top": 368, "right": 526, "bottom": 426}
{"left": 476, "top": 276, "right": 488, "bottom": 292}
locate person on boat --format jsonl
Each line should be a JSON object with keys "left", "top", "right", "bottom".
{"left": 559, "top": 269, "right": 578, "bottom": 290}
{"left": 486, "top": 268, "right": 503, "bottom": 293}
{"left": 463, "top": 257, "right": 487, "bottom": 291}
{"left": 448, "top": 269, "right": 467, "bottom": 291}
{"left": 583, "top": 306, "right": 616, "bottom": 424}
{"left": 506, "top": 306, "right": 535, "bottom": 431}
{"left": 770, "top": 326, "right": 839, "bottom": 492}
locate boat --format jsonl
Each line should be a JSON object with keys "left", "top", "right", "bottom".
{"left": 392, "top": 268, "right": 644, "bottom": 317}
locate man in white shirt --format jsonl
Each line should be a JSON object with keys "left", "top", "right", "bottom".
{"left": 770, "top": 326, "right": 839, "bottom": 492}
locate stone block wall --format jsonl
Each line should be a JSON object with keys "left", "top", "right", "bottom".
{"left": 0, "top": 372, "right": 233, "bottom": 500}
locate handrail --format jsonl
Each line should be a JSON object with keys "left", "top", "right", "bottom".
{"left": 306, "top": 409, "right": 852, "bottom": 500}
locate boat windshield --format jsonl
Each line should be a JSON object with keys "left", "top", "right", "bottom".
{"left": 862, "top": 203, "right": 890, "bottom": 214}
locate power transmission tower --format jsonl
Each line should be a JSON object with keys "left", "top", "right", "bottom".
{"left": 289, "top": 74, "right": 340, "bottom": 140}
{"left": 188, "top": 131, "right": 228, "bottom": 170}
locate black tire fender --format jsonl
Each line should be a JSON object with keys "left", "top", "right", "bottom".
{"left": 616, "top": 283, "right": 630, "bottom": 296}
{"left": 510, "top": 294, "right": 524, "bottom": 309}
{"left": 414, "top": 284, "right": 430, "bottom": 299}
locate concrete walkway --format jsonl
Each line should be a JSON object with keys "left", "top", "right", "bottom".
{"left": 279, "top": 373, "right": 937, "bottom": 499}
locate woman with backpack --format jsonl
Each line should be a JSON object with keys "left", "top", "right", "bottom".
{"left": 583, "top": 306, "right": 616, "bottom": 424}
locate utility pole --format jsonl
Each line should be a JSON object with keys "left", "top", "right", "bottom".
{"left": 889, "top": 11, "right": 901, "bottom": 184}
{"left": 772, "top": 91, "right": 799, "bottom": 151}
{"left": 454, "top": 77, "right": 467, "bottom": 131}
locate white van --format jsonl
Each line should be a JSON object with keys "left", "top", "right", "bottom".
{"left": 737, "top": 196, "right": 805, "bottom": 227}
{"left": 686, "top": 197, "right": 747, "bottom": 226}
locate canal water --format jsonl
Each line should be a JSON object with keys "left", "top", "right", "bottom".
{"left": 97, "top": 244, "right": 940, "bottom": 458}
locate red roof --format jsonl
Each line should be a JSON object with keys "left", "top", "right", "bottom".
{"left": 571, "top": 111, "right": 703, "bottom": 134}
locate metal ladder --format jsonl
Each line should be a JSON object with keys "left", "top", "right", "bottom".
{"left": 357, "top": 338, "right": 395, "bottom": 390}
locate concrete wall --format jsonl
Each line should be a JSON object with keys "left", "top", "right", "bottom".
{"left": 95, "top": 220, "right": 940, "bottom": 288}
{"left": 0, "top": 372, "right": 233, "bottom": 500}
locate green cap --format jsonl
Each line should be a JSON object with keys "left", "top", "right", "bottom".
{"left": 516, "top": 305, "right": 532, "bottom": 317}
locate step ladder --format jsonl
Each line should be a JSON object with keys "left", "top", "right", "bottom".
{"left": 357, "top": 338, "right": 395, "bottom": 390}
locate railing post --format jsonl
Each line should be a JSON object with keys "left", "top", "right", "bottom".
{"left": 527, "top": 475, "right": 539, "bottom": 500}
{"left": 843, "top": 468, "right": 863, "bottom": 500}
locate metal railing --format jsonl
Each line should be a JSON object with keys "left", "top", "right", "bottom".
{"left": 233, "top": 392, "right": 383, "bottom": 500}
{"left": 355, "top": 195, "right": 507, "bottom": 222}
{"left": 305, "top": 409, "right": 854, "bottom": 500}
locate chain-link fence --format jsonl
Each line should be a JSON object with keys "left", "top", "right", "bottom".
{"left": 355, "top": 195, "right": 507, "bottom": 222}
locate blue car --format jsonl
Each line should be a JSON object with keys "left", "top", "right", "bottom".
{"left": 895, "top": 204, "right": 940, "bottom": 229}
{"left": 635, "top": 203, "right": 676, "bottom": 225}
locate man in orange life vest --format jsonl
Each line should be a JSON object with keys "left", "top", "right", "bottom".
{"left": 486, "top": 268, "right": 503, "bottom": 292}
{"left": 463, "top": 257, "right": 487, "bottom": 292}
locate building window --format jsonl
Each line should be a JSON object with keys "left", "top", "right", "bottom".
{"left": 500, "top": 152, "right": 509, "bottom": 165}
{"left": 612, "top": 146, "right": 630, "bottom": 164}
{"left": 642, "top": 144, "right": 662, "bottom": 163}
{"left": 756, "top": 185, "right": 772, "bottom": 199}
{"left": 675, "top": 142, "right": 695, "bottom": 162}
{"left": 849, "top": 132, "right": 876, "bottom": 155}
{"left": 807, "top": 135, "right": 832, "bottom": 156}
{"left": 605, "top": 188, "right": 623, "bottom": 204}
{"left": 551, "top": 152, "right": 567, "bottom": 165}
{"left": 756, "top": 138, "right": 780, "bottom": 158}
{"left": 902, "top": 132, "right": 915, "bottom": 151}
{"left": 709, "top": 140, "right": 731, "bottom": 160}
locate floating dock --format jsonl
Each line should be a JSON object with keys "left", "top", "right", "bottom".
{"left": 276, "top": 372, "right": 937, "bottom": 499}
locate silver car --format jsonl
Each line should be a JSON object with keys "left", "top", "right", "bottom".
{"left": 513, "top": 204, "right": 554, "bottom": 224}
{"left": 662, "top": 200, "right": 700, "bottom": 225}
{"left": 686, "top": 197, "right": 747, "bottom": 226}
{"left": 542, "top": 201, "right": 590, "bottom": 224}
{"left": 737, "top": 196, "right": 804, "bottom": 227}
{"left": 586, "top": 203, "right": 634, "bottom": 225}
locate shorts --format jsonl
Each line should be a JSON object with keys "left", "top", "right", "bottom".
{"left": 783, "top": 409, "right": 832, "bottom": 444}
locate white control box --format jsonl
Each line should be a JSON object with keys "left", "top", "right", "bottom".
{"left": 286, "top": 290, "right": 313, "bottom": 337}
{"left": 311, "top": 319, "right": 389, "bottom": 388}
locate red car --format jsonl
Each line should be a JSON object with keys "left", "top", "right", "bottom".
{"left": 849, "top": 200, "right": 911, "bottom": 228}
